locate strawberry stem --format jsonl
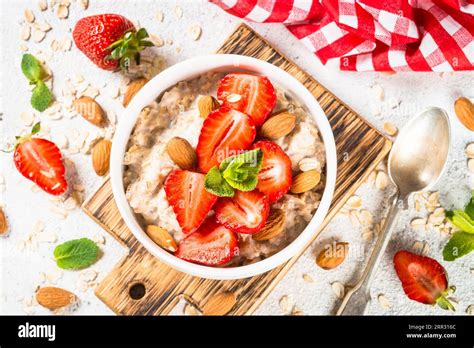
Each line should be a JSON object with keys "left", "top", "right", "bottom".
{"left": 105, "top": 28, "right": 154, "bottom": 70}
{"left": 435, "top": 292, "right": 455, "bottom": 311}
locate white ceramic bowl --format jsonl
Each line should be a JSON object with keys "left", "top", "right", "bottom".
{"left": 110, "top": 54, "right": 337, "bottom": 280}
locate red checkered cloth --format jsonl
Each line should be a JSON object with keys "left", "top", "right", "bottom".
{"left": 210, "top": 0, "right": 474, "bottom": 71}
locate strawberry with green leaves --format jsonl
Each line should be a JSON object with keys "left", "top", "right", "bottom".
{"left": 393, "top": 250, "right": 455, "bottom": 311}
{"left": 13, "top": 123, "right": 68, "bottom": 195}
{"left": 73, "top": 14, "right": 153, "bottom": 71}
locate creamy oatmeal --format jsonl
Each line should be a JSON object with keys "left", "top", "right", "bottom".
{"left": 124, "top": 72, "right": 326, "bottom": 265}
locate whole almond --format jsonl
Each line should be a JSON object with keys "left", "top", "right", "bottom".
{"left": 36, "top": 287, "right": 76, "bottom": 310}
{"left": 253, "top": 209, "right": 285, "bottom": 241}
{"left": 0, "top": 208, "right": 7, "bottom": 236}
{"left": 92, "top": 139, "right": 112, "bottom": 176}
{"left": 198, "top": 95, "right": 220, "bottom": 118}
{"left": 316, "top": 242, "right": 349, "bottom": 270}
{"left": 74, "top": 96, "right": 106, "bottom": 127}
{"left": 123, "top": 78, "right": 148, "bottom": 107}
{"left": 454, "top": 97, "right": 474, "bottom": 131}
{"left": 146, "top": 225, "right": 178, "bottom": 252}
{"left": 290, "top": 170, "right": 321, "bottom": 194}
{"left": 202, "top": 292, "right": 236, "bottom": 316}
{"left": 166, "top": 137, "right": 197, "bottom": 170}
{"left": 260, "top": 111, "right": 296, "bottom": 139}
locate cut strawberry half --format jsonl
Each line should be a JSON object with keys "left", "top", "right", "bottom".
{"left": 196, "top": 106, "right": 256, "bottom": 173}
{"left": 393, "top": 250, "right": 455, "bottom": 311}
{"left": 252, "top": 140, "right": 292, "bottom": 203}
{"left": 214, "top": 190, "right": 270, "bottom": 234}
{"left": 164, "top": 169, "right": 218, "bottom": 234}
{"left": 175, "top": 218, "right": 239, "bottom": 266}
{"left": 217, "top": 73, "right": 276, "bottom": 126}
{"left": 13, "top": 123, "right": 67, "bottom": 195}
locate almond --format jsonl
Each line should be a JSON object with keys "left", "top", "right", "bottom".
{"left": 146, "top": 225, "right": 178, "bottom": 252}
{"left": 316, "top": 242, "right": 349, "bottom": 270}
{"left": 253, "top": 209, "right": 285, "bottom": 241}
{"left": 36, "top": 287, "right": 76, "bottom": 310}
{"left": 166, "top": 137, "right": 197, "bottom": 170}
{"left": 260, "top": 111, "right": 296, "bottom": 139}
{"left": 198, "top": 95, "right": 220, "bottom": 118}
{"left": 202, "top": 292, "right": 236, "bottom": 316}
{"left": 92, "top": 139, "right": 112, "bottom": 176}
{"left": 123, "top": 78, "right": 148, "bottom": 107}
{"left": 455, "top": 97, "right": 474, "bottom": 131}
{"left": 0, "top": 207, "right": 7, "bottom": 236}
{"left": 290, "top": 170, "right": 321, "bottom": 194}
{"left": 74, "top": 96, "right": 106, "bottom": 127}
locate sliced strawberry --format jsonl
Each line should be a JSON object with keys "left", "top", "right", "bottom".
{"left": 175, "top": 218, "right": 239, "bottom": 266}
{"left": 393, "top": 250, "right": 454, "bottom": 310}
{"left": 252, "top": 140, "right": 292, "bottom": 203}
{"left": 214, "top": 190, "right": 270, "bottom": 234}
{"left": 196, "top": 106, "right": 256, "bottom": 173}
{"left": 164, "top": 169, "right": 218, "bottom": 234}
{"left": 217, "top": 73, "right": 276, "bottom": 126}
{"left": 14, "top": 126, "right": 67, "bottom": 195}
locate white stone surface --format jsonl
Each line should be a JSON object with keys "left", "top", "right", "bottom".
{"left": 0, "top": 0, "right": 473, "bottom": 316}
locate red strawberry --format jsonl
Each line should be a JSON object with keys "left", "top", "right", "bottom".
{"left": 175, "top": 218, "right": 239, "bottom": 266}
{"left": 13, "top": 123, "right": 67, "bottom": 195}
{"left": 164, "top": 169, "right": 218, "bottom": 234}
{"left": 217, "top": 73, "right": 276, "bottom": 126}
{"left": 393, "top": 250, "right": 455, "bottom": 310}
{"left": 196, "top": 106, "right": 256, "bottom": 173}
{"left": 252, "top": 141, "right": 292, "bottom": 203}
{"left": 215, "top": 190, "right": 270, "bottom": 234}
{"left": 73, "top": 14, "right": 153, "bottom": 71}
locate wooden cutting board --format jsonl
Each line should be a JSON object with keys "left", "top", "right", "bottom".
{"left": 82, "top": 23, "right": 392, "bottom": 315}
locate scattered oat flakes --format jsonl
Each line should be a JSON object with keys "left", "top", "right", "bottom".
{"left": 20, "top": 43, "right": 29, "bottom": 52}
{"left": 188, "top": 24, "right": 202, "bottom": 41}
{"left": 57, "top": 4, "right": 69, "bottom": 19}
{"left": 36, "top": 20, "right": 52, "bottom": 32}
{"left": 371, "top": 84, "right": 384, "bottom": 101}
{"left": 279, "top": 295, "right": 292, "bottom": 314}
{"left": 38, "top": 0, "right": 48, "bottom": 11}
{"left": 32, "top": 29, "right": 46, "bottom": 43}
{"left": 302, "top": 274, "right": 314, "bottom": 283}
{"left": 466, "top": 143, "right": 474, "bottom": 158}
{"left": 349, "top": 210, "right": 361, "bottom": 227}
{"left": 24, "top": 8, "right": 35, "bottom": 23}
{"left": 92, "top": 234, "right": 105, "bottom": 245}
{"left": 156, "top": 10, "right": 164, "bottom": 22}
{"left": 347, "top": 195, "right": 362, "bottom": 209}
{"left": 331, "top": 282, "right": 345, "bottom": 299}
{"left": 387, "top": 96, "right": 399, "bottom": 109}
{"left": 377, "top": 294, "right": 392, "bottom": 309}
{"left": 166, "top": 38, "right": 173, "bottom": 45}
{"left": 468, "top": 159, "right": 474, "bottom": 173}
{"left": 383, "top": 121, "right": 398, "bottom": 136}
{"left": 410, "top": 218, "right": 426, "bottom": 231}
{"left": 78, "top": 0, "right": 89, "bottom": 10}
{"left": 375, "top": 171, "right": 388, "bottom": 190}
{"left": 365, "top": 171, "right": 376, "bottom": 185}
{"left": 360, "top": 210, "right": 373, "bottom": 227}
{"left": 175, "top": 6, "right": 183, "bottom": 19}
{"left": 21, "top": 25, "right": 31, "bottom": 41}
{"left": 362, "top": 230, "right": 373, "bottom": 241}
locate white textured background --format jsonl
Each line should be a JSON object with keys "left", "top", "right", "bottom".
{"left": 1, "top": 0, "right": 473, "bottom": 315}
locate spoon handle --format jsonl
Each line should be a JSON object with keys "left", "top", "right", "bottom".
{"left": 337, "top": 192, "right": 402, "bottom": 315}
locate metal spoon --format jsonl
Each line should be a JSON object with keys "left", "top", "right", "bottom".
{"left": 337, "top": 107, "right": 451, "bottom": 315}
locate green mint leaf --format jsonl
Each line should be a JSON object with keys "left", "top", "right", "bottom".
{"left": 31, "top": 80, "right": 53, "bottom": 112}
{"left": 54, "top": 238, "right": 99, "bottom": 270}
{"left": 31, "top": 122, "right": 41, "bottom": 135}
{"left": 204, "top": 167, "right": 234, "bottom": 197}
{"left": 448, "top": 210, "right": 474, "bottom": 234}
{"left": 225, "top": 174, "right": 258, "bottom": 192}
{"left": 442, "top": 231, "right": 474, "bottom": 261}
{"left": 464, "top": 190, "right": 474, "bottom": 220}
{"left": 220, "top": 149, "right": 263, "bottom": 175}
{"left": 21, "top": 54, "right": 43, "bottom": 83}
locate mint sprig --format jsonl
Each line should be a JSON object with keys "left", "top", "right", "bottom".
{"left": 443, "top": 190, "right": 474, "bottom": 261}
{"left": 53, "top": 238, "right": 99, "bottom": 270}
{"left": 204, "top": 149, "right": 263, "bottom": 197}
{"left": 21, "top": 54, "right": 54, "bottom": 112}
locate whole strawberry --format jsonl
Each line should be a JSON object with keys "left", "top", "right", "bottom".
{"left": 13, "top": 123, "right": 68, "bottom": 195}
{"left": 73, "top": 14, "right": 153, "bottom": 71}
{"left": 393, "top": 250, "right": 455, "bottom": 311}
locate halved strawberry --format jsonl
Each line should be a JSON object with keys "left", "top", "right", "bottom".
{"left": 217, "top": 73, "right": 276, "bottom": 126}
{"left": 175, "top": 218, "right": 239, "bottom": 266}
{"left": 393, "top": 250, "right": 455, "bottom": 310}
{"left": 214, "top": 190, "right": 270, "bottom": 234}
{"left": 164, "top": 169, "right": 218, "bottom": 234}
{"left": 196, "top": 106, "right": 256, "bottom": 173}
{"left": 252, "top": 140, "right": 292, "bottom": 203}
{"left": 13, "top": 123, "right": 67, "bottom": 195}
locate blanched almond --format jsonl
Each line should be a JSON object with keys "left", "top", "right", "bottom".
{"left": 290, "top": 170, "right": 321, "bottom": 194}
{"left": 260, "top": 111, "right": 296, "bottom": 139}
{"left": 198, "top": 95, "right": 220, "bottom": 118}
{"left": 36, "top": 287, "right": 76, "bottom": 310}
{"left": 0, "top": 208, "right": 7, "bottom": 236}
{"left": 145, "top": 225, "right": 177, "bottom": 252}
{"left": 92, "top": 139, "right": 112, "bottom": 176}
{"left": 123, "top": 78, "right": 148, "bottom": 107}
{"left": 253, "top": 209, "right": 285, "bottom": 241}
{"left": 202, "top": 292, "right": 236, "bottom": 316}
{"left": 74, "top": 96, "right": 106, "bottom": 127}
{"left": 316, "top": 242, "right": 349, "bottom": 270}
{"left": 166, "top": 137, "right": 197, "bottom": 170}
{"left": 455, "top": 97, "right": 474, "bottom": 131}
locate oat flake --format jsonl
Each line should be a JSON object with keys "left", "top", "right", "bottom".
{"left": 331, "top": 282, "right": 345, "bottom": 299}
